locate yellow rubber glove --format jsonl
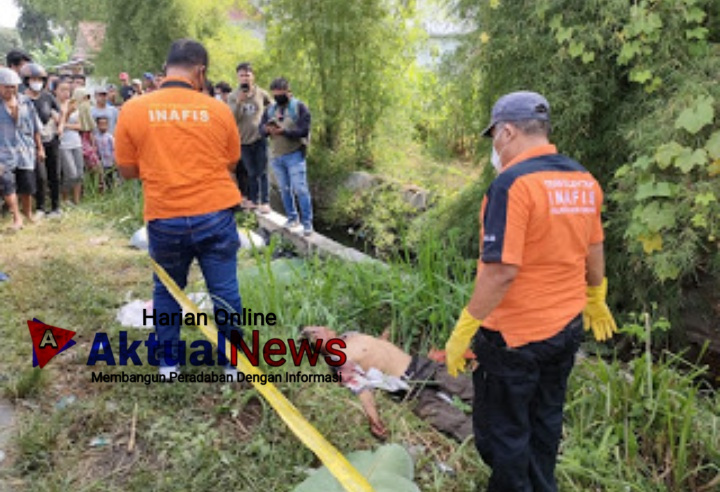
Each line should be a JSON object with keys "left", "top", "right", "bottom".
{"left": 445, "top": 308, "right": 483, "bottom": 377}
{"left": 583, "top": 278, "right": 618, "bottom": 342}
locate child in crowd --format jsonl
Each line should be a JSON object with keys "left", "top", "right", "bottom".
{"left": 94, "top": 116, "right": 116, "bottom": 190}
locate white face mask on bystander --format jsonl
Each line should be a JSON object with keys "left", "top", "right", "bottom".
{"left": 491, "top": 147, "right": 503, "bottom": 173}
{"left": 491, "top": 124, "right": 506, "bottom": 173}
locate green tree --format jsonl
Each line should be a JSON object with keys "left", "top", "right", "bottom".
{"left": 438, "top": 0, "right": 720, "bottom": 324}
{"left": 0, "top": 27, "right": 23, "bottom": 57}
{"left": 29, "top": 35, "right": 73, "bottom": 68}
{"left": 16, "top": 3, "right": 52, "bottom": 51}
{"left": 15, "top": 0, "right": 108, "bottom": 41}
{"left": 265, "top": 0, "right": 419, "bottom": 164}
{"left": 95, "top": 0, "right": 244, "bottom": 80}
{"left": 96, "top": 0, "right": 185, "bottom": 77}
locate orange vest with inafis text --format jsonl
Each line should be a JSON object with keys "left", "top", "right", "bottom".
{"left": 473, "top": 144, "right": 604, "bottom": 347}
{"left": 115, "top": 76, "right": 241, "bottom": 221}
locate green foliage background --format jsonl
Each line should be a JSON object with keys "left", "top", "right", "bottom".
{"left": 423, "top": 0, "right": 720, "bottom": 323}
{"left": 264, "top": 0, "right": 422, "bottom": 167}
{"left": 19, "top": 0, "right": 720, "bottom": 339}
{"left": 6, "top": 1, "right": 720, "bottom": 489}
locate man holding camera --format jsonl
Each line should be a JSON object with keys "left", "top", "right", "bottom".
{"left": 228, "top": 63, "right": 271, "bottom": 213}
{"left": 259, "top": 77, "right": 313, "bottom": 236}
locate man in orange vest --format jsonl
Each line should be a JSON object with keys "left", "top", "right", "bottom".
{"left": 115, "top": 39, "right": 243, "bottom": 378}
{"left": 444, "top": 91, "right": 617, "bottom": 491}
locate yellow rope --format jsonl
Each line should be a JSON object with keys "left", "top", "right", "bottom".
{"left": 151, "top": 259, "right": 374, "bottom": 492}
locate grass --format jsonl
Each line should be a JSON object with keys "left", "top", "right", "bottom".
{"left": 370, "top": 139, "right": 483, "bottom": 196}
{"left": 0, "top": 184, "right": 486, "bottom": 492}
{"left": 0, "top": 182, "right": 718, "bottom": 491}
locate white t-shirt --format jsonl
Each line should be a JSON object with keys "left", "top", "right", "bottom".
{"left": 60, "top": 111, "right": 82, "bottom": 150}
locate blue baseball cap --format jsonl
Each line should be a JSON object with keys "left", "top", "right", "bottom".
{"left": 143, "top": 72, "right": 154, "bottom": 80}
{"left": 482, "top": 91, "right": 551, "bottom": 137}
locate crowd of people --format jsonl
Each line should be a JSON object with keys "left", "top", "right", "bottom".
{"left": 3, "top": 36, "right": 620, "bottom": 492}
{"left": 0, "top": 48, "right": 315, "bottom": 235}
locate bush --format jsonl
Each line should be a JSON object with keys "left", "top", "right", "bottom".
{"left": 442, "top": 0, "right": 720, "bottom": 327}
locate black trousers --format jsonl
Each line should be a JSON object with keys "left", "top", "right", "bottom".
{"left": 403, "top": 356, "right": 474, "bottom": 442}
{"left": 235, "top": 154, "right": 249, "bottom": 200}
{"left": 241, "top": 139, "right": 268, "bottom": 204}
{"left": 37, "top": 139, "right": 61, "bottom": 212}
{"left": 472, "top": 315, "right": 583, "bottom": 492}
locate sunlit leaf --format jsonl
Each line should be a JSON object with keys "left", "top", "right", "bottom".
{"left": 694, "top": 192, "right": 716, "bottom": 207}
{"left": 614, "top": 164, "right": 631, "bottom": 178}
{"left": 674, "top": 96, "right": 715, "bottom": 134}
{"left": 705, "top": 131, "right": 720, "bottom": 159}
{"left": 548, "top": 14, "right": 563, "bottom": 31}
{"left": 684, "top": 7, "right": 706, "bottom": 24}
{"left": 685, "top": 27, "right": 709, "bottom": 40}
{"left": 674, "top": 148, "right": 707, "bottom": 173}
{"left": 654, "top": 256, "right": 680, "bottom": 281}
{"left": 568, "top": 40, "right": 585, "bottom": 58}
{"left": 618, "top": 41, "right": 641, "bottom": 65}
{"left": 644, "top": 12, "right": 663, "bottom": 33}
{"left": 644, "top": 76, "right": 662, "bottom": 94}
{"left": 633, "top": 155, "right": 653, "bottom": 171}
{"left": 556, "top": 26, "right": 573, "bottom": 44}
{"left": 640, "top": 202, "right": 676, "bottom": 232}
{"left": 639, "top": 233, "right": 663, "bottom": 254}
{"left": 709, "top": 159, "right": 720, "bottom": 177}
{"left": 655, "top": 141, "right": 685, "bottom": 169}
{"left": 691, "top": 213, "right": 708, "bottom": 228}
{"left": 629, "top": 68, "right": 652, "bottom": 84}
{"left": 635, "top": 181, "right": 674, "bottom": 201}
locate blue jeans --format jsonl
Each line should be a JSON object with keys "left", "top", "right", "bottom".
{"left": 148, "top": 209, "right": 243, "bottom": 367}
{"left": 271, "top": 150, "right": 313, "bottom": 226}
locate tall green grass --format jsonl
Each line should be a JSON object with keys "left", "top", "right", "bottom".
{"left": 238, "top": 235, "right": 476, "bottom": 353}
{"left": 41, "top": 184, "right": 720, "bottom": 491}
{"left": 81, "top": 178, "right": 145, "bottom": 235}
{"left": 238, "top": 240, "right": 720, "bottom": 491}
{"left": 560, "top": 314, "right": 720, "bottom": 492}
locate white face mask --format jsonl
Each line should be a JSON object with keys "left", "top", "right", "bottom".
{"left": 215, "top": 94, "right": 223, "bottom": 101}
{"left": 491, "top": 127, "right": 506, "bottom": 173}
{"left": 29, "top": 81, "right": 44, "bottom": 92}
{"left": 491, "top": 146, "right": 503, "bottom": 173}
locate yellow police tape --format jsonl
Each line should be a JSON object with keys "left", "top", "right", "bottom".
{"left": 151, "top": 259, "right": 374, "bottom": 492}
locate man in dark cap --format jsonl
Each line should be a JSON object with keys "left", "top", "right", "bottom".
{"left": 444, "top": 91, "right": 617, "bottom": 491}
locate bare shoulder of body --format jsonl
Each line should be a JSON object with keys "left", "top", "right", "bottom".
{"left": 343, "top": 333, "right": 412, "bottom": 378}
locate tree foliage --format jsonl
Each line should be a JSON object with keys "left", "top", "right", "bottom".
{"left": 15, "top": 0, "right": 107, "bottom": 41}
{"left": 265, "top": 0, "right": 420, "bottom": 165}
{"left": 438, "top": 0, "right": 720, "bottom": 320}
{"left": 29, "top": 35, "right": 73, "bottom": 68}
{"left": 95, "top": 0, "right": 186, "bottom": 78}
{"left": 15, "top": 3, "right": 53, "bottom": 51}
{"left": 16, "top": 0, "right": 253, "bottom": 81}
{"left": 0, "top": 27, "right": 22, "bottom": 57}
